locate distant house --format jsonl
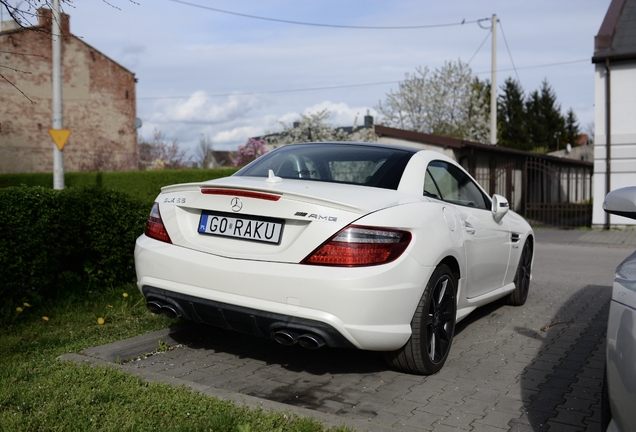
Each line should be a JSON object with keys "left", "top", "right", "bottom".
{"left": 0, "top": 8, "right": 137, "bottom": 173}
{"left": 258, "top": 112, "right": 375, "bottom": 152}
{"left": 209, "top": 151, "right": 238, "bottom": 168}
{"left": 547, "top": 134, "right": 593, "bottom": 161}
{"left": 592, "top": 0, "right": 636, "bottom": 227}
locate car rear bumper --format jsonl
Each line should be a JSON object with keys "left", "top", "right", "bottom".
{"left": 134, "top": 234, "right": 435, "bottom": 351}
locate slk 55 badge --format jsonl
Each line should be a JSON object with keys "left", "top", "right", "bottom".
{"left": 164, "top": 197, "right": 186, "bottom": 204}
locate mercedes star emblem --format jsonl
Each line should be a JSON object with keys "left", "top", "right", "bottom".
{"left": 230, "top": 197, "right": 243, "bottom": 212}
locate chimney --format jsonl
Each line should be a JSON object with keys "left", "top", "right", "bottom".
{"left": 364, "top": 110, "right": 373, "bottom": 128}
{"left": 38, "top": 7, "right": 70, "bottom": 35}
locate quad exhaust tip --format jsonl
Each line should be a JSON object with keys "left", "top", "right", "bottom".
{"left": 273, "top": 330, "right": 298, "bottom": 346}
{"left": 273, "top": 330, "right": 325, "bottom": 349}
{"left": 147, "top": 304, "right": 325, "bottom": 348}
{"left": 297, "top": 334, "right": 326, "bottom": 350}
{"left": 146, "top": 300, "right": 181, "bottom": 319}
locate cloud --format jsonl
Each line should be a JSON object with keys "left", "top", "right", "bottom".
{"left": 212, "top": 125, "right": 265, "bottom": 144}
{"left": 150, "top": 92, "right": 264, "bottom": 125}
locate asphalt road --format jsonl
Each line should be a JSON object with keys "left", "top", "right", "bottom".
{"left": 65, "top": 230, "right": 636, "bottom": 431}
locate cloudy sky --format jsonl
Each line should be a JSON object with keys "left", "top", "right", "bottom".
{"left": 57, "top": 0, "right": 609, "bottom": 154}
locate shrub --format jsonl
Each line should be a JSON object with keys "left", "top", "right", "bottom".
{"left": 234, "top": 138, "right": 267, "bottom": 167}
{"left": 0, "top": 186, "right": 149, "bottom": 317}
{"left": 0, "top": 168, "right": 239, "bottom": 203}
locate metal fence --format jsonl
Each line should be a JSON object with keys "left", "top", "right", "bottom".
{"left": 524, "top": 158, "right": 593, "bottom": 228}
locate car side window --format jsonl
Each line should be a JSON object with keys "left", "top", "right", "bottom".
{"left": 424, "top": 169, "right": 442, "bottom": 199}
{"left": 424, "top": 161, "right": 489, "bottom": 210}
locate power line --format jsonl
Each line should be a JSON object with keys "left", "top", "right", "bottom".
{"left": 475, "top": 59, "right": 588, "bottom": 76}
{"left": 498, "top": 20, "right": 521, "bottom": 84}
{"left": 134, "top": 59, "right": 589, "bottom": 101}
{"left": 137, "top": 80, "right": 400, "bottom": 100}
{"left": 467, "top": 28, "right": 491, "bottom": 66}
{"left": 168, "top": 0, "right": 487, "bottom": 30}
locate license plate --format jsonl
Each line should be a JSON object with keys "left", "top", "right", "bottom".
{"left": 198, "top": 211, "right": 284, "bottom": 244}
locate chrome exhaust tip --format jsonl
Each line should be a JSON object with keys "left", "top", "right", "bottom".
{"left": 297, "top": 334, "right": 326, "bottom": 350}
{"left": 146, "top": 301, "right": 163, "bottom": 315}
{"left": 161, "top": 305, "right": 181, "bottom": 319}
{"left": 273, "top": 330, "right": 298, "bottom": 346}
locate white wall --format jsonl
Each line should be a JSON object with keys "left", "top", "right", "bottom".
{"left": 593, "top": 61, "right": 636, "bottom": 226}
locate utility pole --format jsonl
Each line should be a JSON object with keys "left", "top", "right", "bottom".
{"left": 490, "top": 14, "right": 497, "bottom": 145}
{"left": 52, "top": 0, "right": 64, "bottom": 189}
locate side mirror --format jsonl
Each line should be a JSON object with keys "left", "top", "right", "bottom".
{"left": 603, "top": 186, "right": 636, "bottom": 220}
{"left": 492, "top": 194, "right": 509, "bottom": 223}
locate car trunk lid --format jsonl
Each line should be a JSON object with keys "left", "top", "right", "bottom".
{"left": 154, "top": 176, "right": 417, "bottom": 263}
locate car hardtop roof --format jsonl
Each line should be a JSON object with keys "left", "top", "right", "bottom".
{"left": 284, "top": 141, "right": 420, "bottom": 154}
{"left": 281, "top": 142, "right": 462, "bottom": 167}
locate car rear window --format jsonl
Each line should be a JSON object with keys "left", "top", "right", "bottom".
{"left": 235, "top": 143, "right": 415, "bottom": 190}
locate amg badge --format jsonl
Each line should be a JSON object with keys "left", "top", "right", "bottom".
{"left": 294, "top": 211, "right": 338, "bottom": 222}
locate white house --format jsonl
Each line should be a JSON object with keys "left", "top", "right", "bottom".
{"left": 592, "top": 0, "right": 636, "bottom": 227}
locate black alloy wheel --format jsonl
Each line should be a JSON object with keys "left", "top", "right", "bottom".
{"left": 507, "top": 239, "right": 533, "bottom": 306}
{"left": 384, "top": 263, "right": 457, "bottom": 375}
{"left": 426, "top": 269, "right": 456, "bottom": 365}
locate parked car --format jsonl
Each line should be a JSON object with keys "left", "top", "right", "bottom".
{"left": 134, "top": 142, "right": 534, "bottom": 375}
{"left": 602, "top": 186, "right": 636, "bottom": 431}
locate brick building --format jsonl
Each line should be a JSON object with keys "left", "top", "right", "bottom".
{"left": 0, "top": 8, "right": 137, "bottom": 173}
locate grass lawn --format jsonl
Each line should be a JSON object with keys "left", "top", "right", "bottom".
{"left": 0, "top": 286, "right": 350, "bottom": 431}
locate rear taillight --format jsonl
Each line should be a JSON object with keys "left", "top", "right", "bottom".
{"left": 144, "top": 203, "right": 172, "bottom": 244}
{"left": 302, "top": 225, "right": 411, "bottom": 267}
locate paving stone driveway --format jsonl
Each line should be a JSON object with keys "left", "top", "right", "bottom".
{"left": 65, "top": 232, "right": 635, "bottom": 431}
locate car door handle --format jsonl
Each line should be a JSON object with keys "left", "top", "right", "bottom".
{"left": 464, "top": 222, "right": 476, "bottom": 235}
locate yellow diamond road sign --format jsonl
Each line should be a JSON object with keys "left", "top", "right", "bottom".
{"left": 49, "top": 129, "right": 71, "bottom": 151}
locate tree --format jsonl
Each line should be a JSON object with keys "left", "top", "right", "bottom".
{"left": 498, "top": 78, "right": 530, "bottom": 150}
{"left": 465, "top": 77, "right": 491, "bottom": 143}
{"left": 564, "top": 108, "right": 581, "bottom": 147}
{"left": 375, "top": 60, "right": 490, "bottom": 142}
{"left": 266, "top": 109, "right": 373, "bottom": 146}
{"left": 1, "top": 1, "right": 131, "bottom": 95}
{"left": 268, "top": 109, "right": 350, "bottom": 145}
{"left": 525, "top": 80, "right": 566, "bottom": 152}
{"left": 0, "top": 1, "right": 132, "bottom": 26}
{"left": 0, "top": 1, "right": 59, "bottom": 28}
{"left": 78, "top": 139, "right": 136, "bottom": 172}
{"left": 195, "top": 134, "right": 214, "bottom": 168}
{"left": 137, "top": 129, "right": 191, "bottom": 170}
{"left": 584, "top": 121, "right": 595, "bottom": 145}
{"left": 234, "top": 138, "right": 267, "bottom": 167}
{"left": 1, "top": 1, "right": 61, "bottom": 96}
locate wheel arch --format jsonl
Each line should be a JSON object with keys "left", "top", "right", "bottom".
{"left": 526, "top": 233, "right": 535, "bottom": 250}
{"left": 439, "top": 255, "right": 461, "bottom": 283}
{"left": 525, "top": 233, "right": 535, "bottom": 273}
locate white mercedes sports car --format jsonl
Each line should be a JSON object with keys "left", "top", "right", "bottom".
{"left": 135, "top": 142, "right": 534, "bottom": 375}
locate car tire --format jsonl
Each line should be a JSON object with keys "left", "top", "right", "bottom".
{"left": 384, "top": 263, "right": 457, "bottom": 375}
{"left": 506, "top": 239, "right": 533, "bottom": 306}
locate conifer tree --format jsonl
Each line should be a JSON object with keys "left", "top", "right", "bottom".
{"left": 498, "top": 78, "right": 530, "bottom": 150}
{"left": 565, "top": 108, "right": 581, "bottom": 147}
{"left": 525, "top": 80, "right": 566, "bottom": 151}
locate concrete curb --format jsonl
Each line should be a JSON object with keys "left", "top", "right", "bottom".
{"left": 58, "top": 326, "right": 392, "bottom": 432}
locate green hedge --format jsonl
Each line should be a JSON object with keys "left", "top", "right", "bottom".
{"left": 0, "top": 168, "right": 239, "bottom": 203}
{"left": 0, "top": 186, "right": 149, "bottom": 316}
